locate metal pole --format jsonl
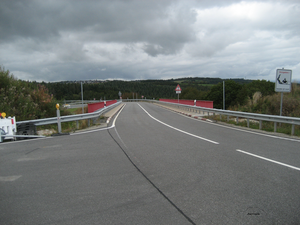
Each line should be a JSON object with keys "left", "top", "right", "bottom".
{"left": 57, "top": 109, "right": 62, "bottom": 133}
{"left": 280, "top": 92, "right": 283, "bottom": 116}
{"left": 178, "top": 93, "right": 179, "bottom": 103}
{"left": 223, "top": 81, "right": 225, "bottom": 110}
{"left": 81, "top": 82, "right": 84, "bottom": 114}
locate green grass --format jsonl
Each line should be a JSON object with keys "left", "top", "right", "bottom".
{"left": 65, "top": 108, "right": 78, "bottom": 114}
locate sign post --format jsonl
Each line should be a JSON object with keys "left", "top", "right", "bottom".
{"left": 175, "top": 84, "right": 181, "bottom": 103}
{"left": 275, "top": 68, "right": 292, "bottom": 116}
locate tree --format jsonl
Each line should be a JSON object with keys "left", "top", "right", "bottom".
{"left": 180, "top": 87, "right": 207, "bottom": 100}
{"left": 245, "top": 80, "right": 275, "bottom": 99}
{"left": 0, "top": 67, "right": 56, "bottom": 120}
{"left": 206, "top": 80, "right": 243, "bottom": 109}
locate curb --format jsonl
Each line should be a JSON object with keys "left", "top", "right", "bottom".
{"left": 106, "top": 104, "right": 125, "bottom": 124}
{"left": 51, "top": 132, "right": 70, "bottom": 136}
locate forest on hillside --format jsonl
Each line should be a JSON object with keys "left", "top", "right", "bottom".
{"left": 1, "top": 66, "right": 300, "bottom": 121}
{"left": 42, "top": 77, "right": 255, "bottom": 101}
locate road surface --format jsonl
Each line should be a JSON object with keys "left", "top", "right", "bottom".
{"left": 1, "top": 102, "right": 300, "bottom": 224}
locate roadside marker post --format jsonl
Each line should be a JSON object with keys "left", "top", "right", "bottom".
{"left": 56, "top": 103, "right": 62, "bottom": 133}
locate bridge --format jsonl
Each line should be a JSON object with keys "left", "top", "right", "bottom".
{"left": 1, "top": 102, "right": 300, "bottom": 224}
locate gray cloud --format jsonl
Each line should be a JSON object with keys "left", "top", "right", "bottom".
{"left": 0, "top": 0, "right": 299, "bottom": 82}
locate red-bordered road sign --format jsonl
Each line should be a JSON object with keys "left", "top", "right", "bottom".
{"left": 175, "top": 84, "right": 181, "bottom": 94}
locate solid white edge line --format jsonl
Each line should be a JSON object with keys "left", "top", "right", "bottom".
{"left": 71, "top": 126, "right": 113, "bottom": 135}
{"left": 138, "top": 103, "right": 219, "bottom": 145}
{"left": 112, "top": 104, "right": 126, "bottom": 127}
{"left": 236, "top": 149, "right": 300, "bottom": 171}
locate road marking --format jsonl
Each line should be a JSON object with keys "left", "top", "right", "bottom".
{"left": 236, "top": 149, "right": 300, "bottom": 171}
{"left": 138, "top": 104, "right": 219, "bottom": 145}
{"left": 112, "top": 104, "right": 126, "bottom": 127}
{"left": 0, "top": 175, "right": 22, "bottom": 182}
{"left": 71, "top": 126, "right": 113, "bottom": 135}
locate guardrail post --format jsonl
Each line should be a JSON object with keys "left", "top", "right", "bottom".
{"left": 76, "top": 121, "right": 79, "bottom": 129}
{"left": 274, "top": 122, "right": 277, "bottom": 132}
{"left": 259, "top": 120, "right": 262, "bottom": 130}
{"left": 227, "top": 116, "right": 229, "bottom": 122}
{"left": 292, "top": 124, "right": 295, "bottom": 135}
{"left": 247, "top": 118, "right": 249, "bottom": 128}
{"left": 236, "top": 117, "right": 239, "bottom": 124}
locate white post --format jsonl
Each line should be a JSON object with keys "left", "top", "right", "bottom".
{"left": 56, "top": 104, "right": 62, "bottom": 133}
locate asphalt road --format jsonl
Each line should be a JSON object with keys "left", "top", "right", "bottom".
{"left": 1, "top": 102, "right": 300, "bottom": 224}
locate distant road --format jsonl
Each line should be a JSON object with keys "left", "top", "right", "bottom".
{"left": 1, "top": 102, "right": 300, "bottom": 224}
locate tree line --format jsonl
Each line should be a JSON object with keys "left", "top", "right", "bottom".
{"left": 45, "top": 78, "right": 275, "bottom": 110}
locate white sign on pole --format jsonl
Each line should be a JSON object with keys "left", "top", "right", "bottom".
{"left": 275, "top": 69, "right": 292, "bottom": 93}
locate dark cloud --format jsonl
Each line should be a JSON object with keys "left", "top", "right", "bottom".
{"left": 0, "top": 0, "right": 299, "bottom": 82}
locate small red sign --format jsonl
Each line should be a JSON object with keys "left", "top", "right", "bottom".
{"left": 175, "top": 84, "right": 181, "bottom": 91}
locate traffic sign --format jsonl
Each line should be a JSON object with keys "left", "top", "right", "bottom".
{"left": 175, "top": 84, "right": 181, "bottom": 94}
{"left": 275, "top": 69, "right": 292, "bottom": 93}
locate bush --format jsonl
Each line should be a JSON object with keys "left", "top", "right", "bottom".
{"left": 0, "top": 67, "right": 57, "bottom": 121}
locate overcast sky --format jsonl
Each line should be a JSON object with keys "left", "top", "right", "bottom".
{"left": 1, "top": 0, "right": 299, "bottom": 82}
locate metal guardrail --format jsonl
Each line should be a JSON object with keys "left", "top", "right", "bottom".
{"left": 0, "top": 101, "right": 122, "bottom": 142}
{"left": 123, "top": 99, "right": 300, "bottom": 135}
{"left": 16, "top": 101, "right": 122, "bottom": 126}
